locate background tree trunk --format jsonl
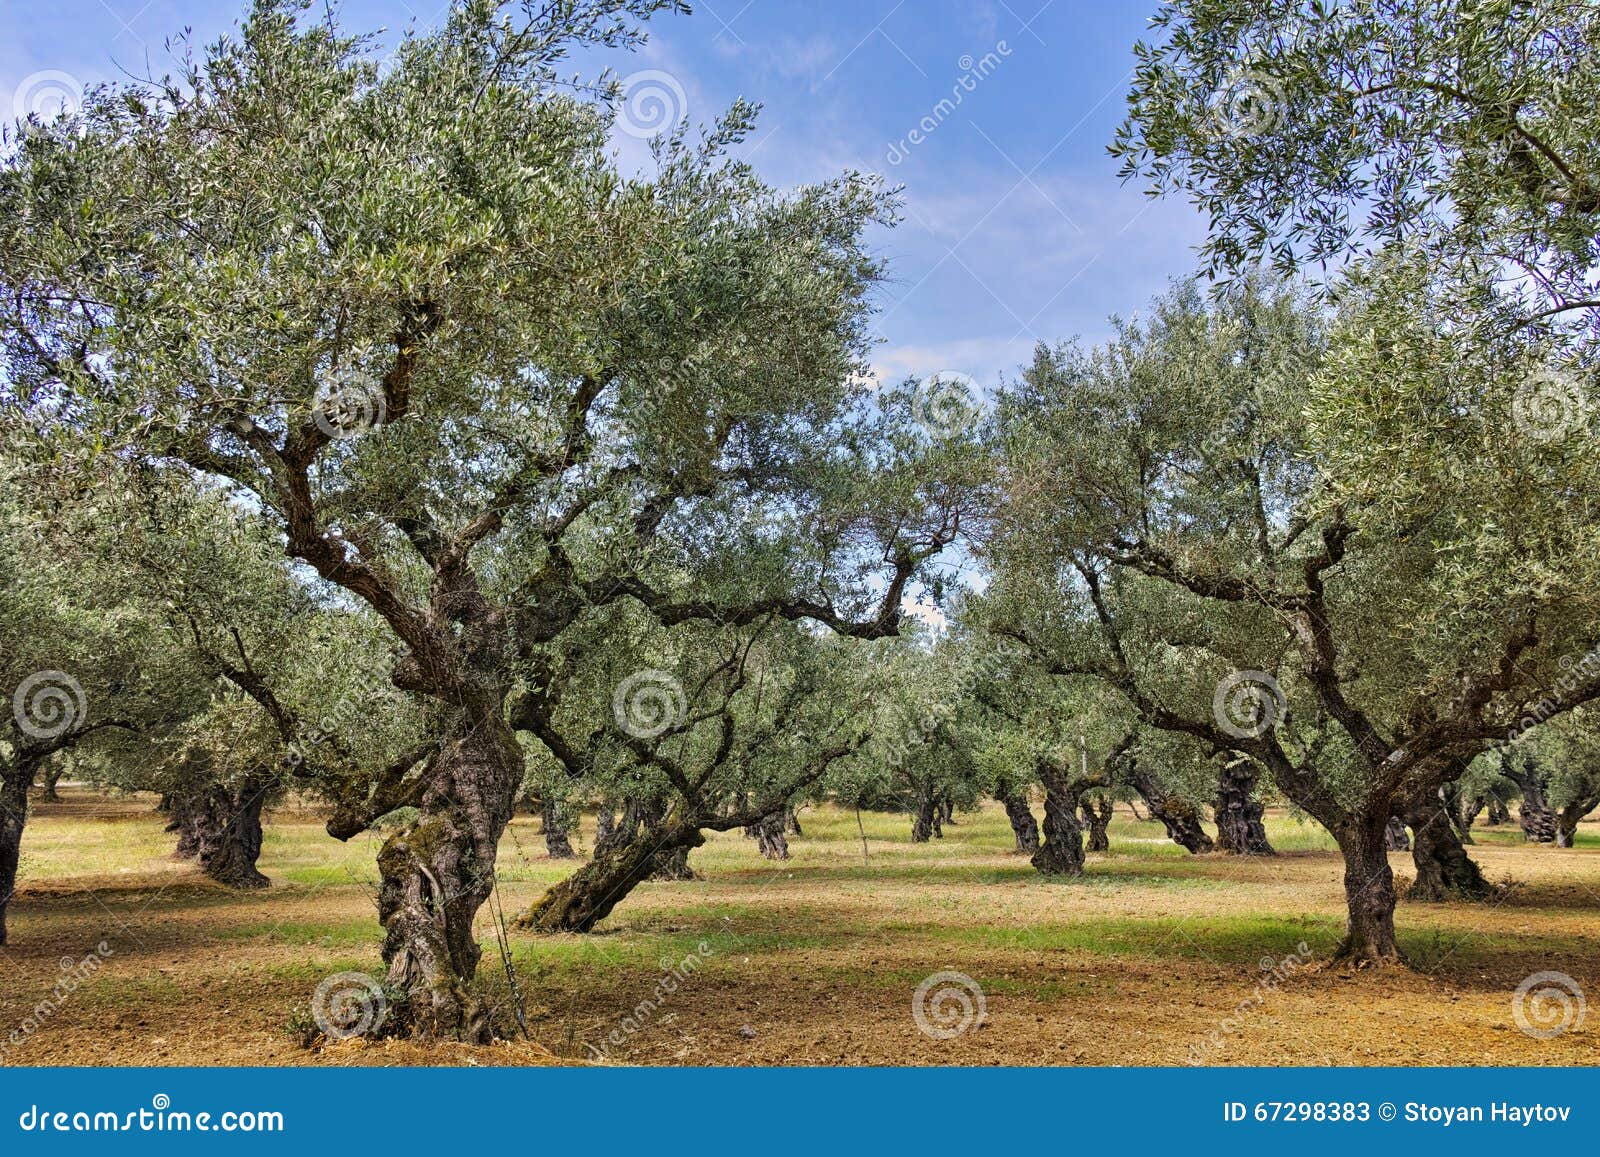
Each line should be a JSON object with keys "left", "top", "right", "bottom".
{"left": 748, "top": 811, "right": 790, "bottom": 860}
{"left": 1403, "top": 796, "right": 1491, "bottom": 901}
{"left": 40, "top": 765, "right": 64, "bottom": 803}
{"left": 1384, "top": 816, "right": 1411, "bottom": 851}
{"left": 785, "top": 807, "right": 803, "bottom": 836}
{"left": 1215, "top": 759, "right": 1274, "bottom": 855}
{"left": 1080, "top": 793, "right": 1111, "bottom": 852}
{"left": 1486, "top": 796, "right": 1511, "bottom": 826}
{"left": 594, "top": 803, "right": 617, "bottom": 853}
{"left": 911, "top": 792, "right": 937, "bottom": 842}
{"left": 999, "top": 788, "right": 1040, "bottom": 854}
{"left": 1129, "top": 765, "right": 1213, "bottom": 853}
{"left": 520, "top": 822, "right": 705, "bottom": 933}
{"left": 541, "top": 796, "right": 575, "bottom": 859}
{"left": 1031, "top": 766, "right": 1086, "bottom": 876}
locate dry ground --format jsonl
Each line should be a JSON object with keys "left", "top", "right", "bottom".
{"left": 2, "top": 787, "right": 1597, "bottom": 1066}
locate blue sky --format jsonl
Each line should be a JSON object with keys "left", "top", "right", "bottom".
{"left": 1, "top": 0, "right": 1206, "bottom": 394}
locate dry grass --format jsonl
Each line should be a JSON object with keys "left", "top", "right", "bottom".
{"left": 2, "top": 787, "right": 1597, "bottom": 1067}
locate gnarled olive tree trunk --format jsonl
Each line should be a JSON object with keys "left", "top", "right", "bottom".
{"left": 911, "top": 792, "right": 938, "bottom": 842}
{"left": 519, "top": 821, "right": 705, "bottom": 933}
{"left": 1331, "top": 814, "right": 1404, "bottom": 965}
{"left": 371, "top": 701, "right": 522, "bottom": 1042}
{"left": 998, "top": 787, "right": 1040, "bottom": 854}
{"left": 1383, "top": 816, "right": 1411, "bottom": 852}
{"left": 540, "top": 796, "right": 575, "bottom": 859}
{"left": 1403, "top": 795, "right": 1492, "bottom": 901}
{"left": 0, "top": 762, "right": 38, "bottom": 946}
{"left": 746, "top": 810, "right": 790, "bottom": 860}
{"left": 1215, "top": 758, "right": 1274, "bottom": 855}
{"left": 1031, "top": 765, "right": 1086, "bottom": 877}
{"left": 1129, "top": 765, "right": 1213, "bottom": 853}
{"left": 170, "top": 765, "right": 275, "bottom": 890}
{"left": 1080, "top": 792, "right": 1112, "bottom": 853}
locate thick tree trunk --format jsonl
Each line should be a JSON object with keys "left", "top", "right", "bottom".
{"left": 1518, "top": 793, "right": 1557, "bottom": 844}
{"left": 1403, "top": 797, "right": 1492, "bottom": 901}
{"left": 1485, "top": 796, "right": 1511, "bottom": 826}
{"left": 1031, "top": 769, "right": 1085, "bottom": 877}
{"left": 1384, "top": 816, "right": 1411, "bottom": 851}
{"left": 594, "top": 803, "right": 617, "bottom": 853}
{"left": 1332, "top": 816, "right": 1404, "bottom": 966}
{"left": 785, "top": 807, "right": 802, "bottom": 837}
{"left": 748, "top": 811, "right": 790, "bottom": 860}
{"left": 999, "top": 788, "right": 1040, "bottom": 854}
{"left": 650, "top": 844, "right": 697, "bottom": 880}
{"left": 1129, "top": 765, "right": 1214, "bottom": 853}
{"left": 202, "top": 785, "right": 270, "bottom": 890}
{"left": 1442, "top": 780, "right": 1476, "bottom": 845}
{"left": 41, "top": 765, "right": 64, "bottom": 803}
{"left": 375, "top": 706, "right": 522, "bottom": 1042}
{"left": 541, "top": 796, "right": 575, "bottom": 859}
{"left": 1080, "top": 793, "right": 1111, "bottom": 853}
{"left": 171, "top": 774, "right": 273, "bottom": 890}
{"left": 520, "top": 822, "right": 705, "bottom": 933}
{"left": 939, "top": 796, "right": 955, "bottom": 826}
{"left": 0, "top": 764, "right": 37, "bottom": 946}
{"left": 911, "top": 792, "right": 937, "bottom": 843}
{"left": 1215, "top": 758, "right": 1274, "bottom": 855}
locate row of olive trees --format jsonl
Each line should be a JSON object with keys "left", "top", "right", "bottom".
{"left": 0, "top": 0, "right": 977, "bottom": 1039}
{"left": 968, "top": 0, "right": 1600, "bottom": 965}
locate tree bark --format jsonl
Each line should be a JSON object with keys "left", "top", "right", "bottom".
{"left": 519, "top": 822, "right": 705, "bottom": 933}
{"left": 370, "top": 704, "right": 522, "bottom": 1042}
{"left": 911, "top": 792, "right": 937, "bottom": 842}
{"left": 1384, "top": 816, "right": 1411, "bottom": 851}
{"left": 1215, "top": 758, "right": 1274, "bottom": 855}
{"left": 747, "top": 810, "right": 790, "bottom": 860}
{"left": 1080, "top": 793, "right": 1111, "bottom": 853}
{"left": 1031, "top": 766, "right": 1086, "bottom": 877}
{"left": 541, "top": 796, "right": 575, "bottom": 859}
{"left": 1485, "top": 795, "right": 1511, "bottom": 826}
{"left": 41, "top": 765, "right": 64, "bottom": 802}
{"left": 1128, "top": 765, "right": 1214, "bottom": 853}
{"left": 1518, "top": 787, "right": 1557, "bottom": 844}
{"left": 594, "top": 803, "right": 616, "bottom": 853}
{"left": 1331, "top": 816, "right": 1404, "bottom": 965}
{"left": 999, "top": 788, "right": 1040, "bottom": 854}
{"left": 0, "top": 763, "right": 37, "bottom": 946}
{"left": 170, "top": 772, "right": 274, "bottom": 889}
{"left": 1403, "top": 796, "right": 1492, "bottom": 901}
{"left": 1442, "top": 780, "right": 1476, "bottom": 845}
{"left": 785, "top": 807, "right": 803, "bottom": 836}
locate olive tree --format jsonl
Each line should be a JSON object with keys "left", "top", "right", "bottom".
{"left": 1, "top": 0, "right": 963, "bottom": 1036}
{"left": 985, "top": 275, "right": 1600, "bottom": 964}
